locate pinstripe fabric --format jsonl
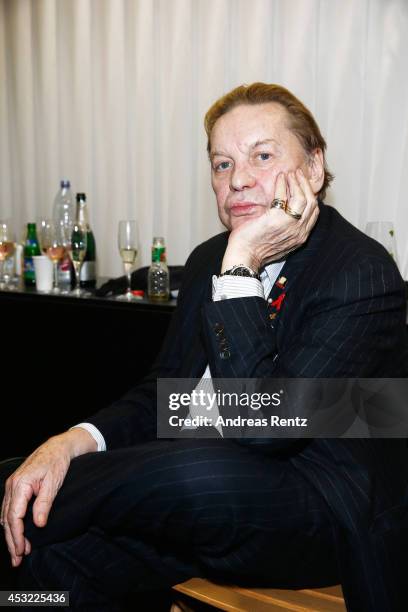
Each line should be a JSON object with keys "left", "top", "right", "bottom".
{"left": 13, "top": 203, "right": 408, "bottom": 611}
{"left": 18, "top": 440, "right": 339, "bottom": 609}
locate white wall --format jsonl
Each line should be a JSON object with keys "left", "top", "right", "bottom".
{"left": 1, "top": 0, "right": 407, "bottom": 278}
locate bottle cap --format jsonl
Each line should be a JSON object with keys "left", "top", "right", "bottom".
{"left": 60, "top": 180, "right": 70, "bottom": 188}
{"left": 131, "top": 290, "right": 144, "bottom": 298}
{"left": 76, "top": 193, "right": 86, "bottom": 201}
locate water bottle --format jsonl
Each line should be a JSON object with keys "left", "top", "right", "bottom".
{"left": 52, "top": 180, "right": 75, "bottom": 287}
{"left": 147, "top": 237, "right": 170, "bottom": 301}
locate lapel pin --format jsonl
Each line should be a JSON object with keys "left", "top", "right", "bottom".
{"left": 270, "top": 292, "right": 286, "bottom": 311}
{"left": 275, "top": 276, "right": 287, "bottom": 289}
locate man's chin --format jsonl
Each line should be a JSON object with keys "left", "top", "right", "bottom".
{"left": 229, "top": 212, "right": 264, "bottom": 230}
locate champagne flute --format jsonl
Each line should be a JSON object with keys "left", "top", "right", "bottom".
{"left": 116, "top": 220, "right": 139, "bottom": 301}
{"left": 67, "top": 220, "right": 88, "bottom": 296}
{"left": 0, "top": 222, "right": 15, "bottom": 290}
{"left": 38, "top": 218, "right": 53, "bottom": 254}
{"left": 45, "top": 221, "right": 66, "bottom": 294}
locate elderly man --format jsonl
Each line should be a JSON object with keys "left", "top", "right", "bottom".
{"left": 1, "top": 83, "right": 407, "bottom": 612}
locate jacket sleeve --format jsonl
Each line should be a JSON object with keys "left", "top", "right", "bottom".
{"left": 83, "top": 248, "right": 202, "bottom": 450}
{"left": 201, "top": 258, "right": 407, "bottom": 378}
{"left": 200, "top": 258, "right": 407, "bottom": 454}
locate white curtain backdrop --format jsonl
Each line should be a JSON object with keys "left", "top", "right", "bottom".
{"left": 1, "top": 0, "right": 407, "bottom": 279}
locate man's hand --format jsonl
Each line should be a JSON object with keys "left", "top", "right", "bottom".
{"left": 221, "top": 169, "right": 319, "bottom": 273}
{"left": 0, "top": 428, "right": 96, "bottom": 567}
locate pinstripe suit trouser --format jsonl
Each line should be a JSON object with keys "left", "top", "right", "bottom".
{"left": 1, "top": 440, "right": 339, "bottom": 610}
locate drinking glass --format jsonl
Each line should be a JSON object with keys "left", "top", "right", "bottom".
{"left": 38, "top": 218, "right": 54, "bottom": 254}
{"left": 67, "top": 219, "right": 88, "bottom": 296}
{"left": 45, "top": 221, "right": 66, "bottom": 294}
{"left": 365, "top": 222, "right": 399, "bottom": 267}
{"left": 0, "top": 222, "right": 16, "bottom": 290}
{"left": 116, "top": 220, "right": 139, "bottom": 301}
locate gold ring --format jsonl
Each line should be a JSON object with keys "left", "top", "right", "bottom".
{"left": 285, "top": 206, "right": 302, "bottom": 220}
{"left": 271, "top": 198, "right": 287, "bottom": 211}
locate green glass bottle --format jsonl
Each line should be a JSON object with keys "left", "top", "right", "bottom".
{"left": 23, "top": 223, "right": 41, "bottom": 287}
{"left": 77, "top": 193, "right": 97, "bottom": 288}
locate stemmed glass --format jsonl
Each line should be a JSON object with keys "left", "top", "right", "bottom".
{"left": 0, "top": 222, "right": 15, "bottom": 290}
{"left": 44, "top": 221, "right": 66, "bottom": 294}
{"left": 38, "top": 218, "right": 54, "bottom": 254}
{"left": 67, "top": 219, "right": 88, "bottom": 297}
{"left": 116, "top": 220, "right": 139, "bottom": 301}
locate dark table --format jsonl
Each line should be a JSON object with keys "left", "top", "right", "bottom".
{"left": 0, "top": 280, "right": 176, "bottom": 460}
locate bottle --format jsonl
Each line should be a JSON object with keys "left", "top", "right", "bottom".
{"left": 76, "top": 193, "right": 97, "bottom": 288}
{"left": 148, "top": 236, "right": 170, "bottom": 301}
{"left": 52, "top": 179, "right": 75, "bottom": 287}
{"left": 23, "top": 223, "right": 41, "bottom": 286}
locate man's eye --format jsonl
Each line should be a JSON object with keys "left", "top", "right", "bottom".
{"left": 257, "top": 153, "right": 272, "bottom": 161}
{"left": 214, "top": 161, "right": 232, "bottom": 172}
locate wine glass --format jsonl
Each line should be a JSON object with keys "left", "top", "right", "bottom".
{"left": 365, "top": 222, "right": 399, "bottom": 267}
{"left": 116, "top": 220, "right": 139, "bottom": 301}
{"left": 45, "top": 221, "right": 66, "bottom": 294}
{"left": 67, "top": 219, "right": 88, "bottom": 296}
{"left": 0, "top": 221, "right": 16, "bottom": 290}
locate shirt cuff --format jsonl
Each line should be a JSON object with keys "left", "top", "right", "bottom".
{"left": 212, "top": 274, "right": 265, "bottom": 301}
{"left": 70, "top": 423, "right": 107, "bottom": 452}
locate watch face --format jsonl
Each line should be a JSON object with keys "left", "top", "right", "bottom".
{"left": 231, "top": 266, "right": 253, "bottom": 277}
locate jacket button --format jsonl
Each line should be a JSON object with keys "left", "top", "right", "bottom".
{"left": 220, "top": 349, "right": 231, "bottom": 360}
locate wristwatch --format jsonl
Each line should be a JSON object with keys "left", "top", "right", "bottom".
{"left": 220, "top": 264, "right": 260, "bottom": 280}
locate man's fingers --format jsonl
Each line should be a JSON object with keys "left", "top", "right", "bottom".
{"left": 24, "top": 537, "right": 31, "bottom": 555}
{"left": 297, "top": 167, "right": 316, "bottom": 203}
{"left": 32, "top": 480, "right": 56, "bottom": 527}
{"left": 3, "top": 521, "right": 23, "bottom": 566}
{"left": 305, "top": 206, "right": 320, "bottom": 233}
{"left": 6, "top": 481, "right": 33, "bottom": 557}
{"left": 273, "top": 172, "right": 287, "bottom": 203}
{"left": 287, "top": 170, "right": 307, "bottom": 214}
{"left": 295, "top": 168, "right": 318, "bottom": 222}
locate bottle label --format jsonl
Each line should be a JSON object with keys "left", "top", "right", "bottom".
{"left": 60, "top": 256, "right": 71, "bottom": 272}
{"left": 23, "top": 257, "right": 35, "bottom": 283}
{"left": 58, "top": 256, "right": 72, "bottom": 285}
{"left": 152, "top": 246, "right": 166, "bottom": 263}
{"left": 80, "top": 261, "right": 96, "bottom": 281}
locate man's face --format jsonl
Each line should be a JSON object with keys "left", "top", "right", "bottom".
{"left": 210, "top": 102, "right": 311, "bottom": 230}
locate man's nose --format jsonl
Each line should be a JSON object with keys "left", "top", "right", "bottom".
{"left": 229, "top": 163, "right": 256, "bottom": 191}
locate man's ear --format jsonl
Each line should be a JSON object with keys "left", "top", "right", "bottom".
{"left": 307, "top": 149, "right": 324, "bottom": 194}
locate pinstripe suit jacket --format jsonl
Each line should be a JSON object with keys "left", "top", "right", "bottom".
{"left": 87, "top": 202, "right": 408, "bottom": 606}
